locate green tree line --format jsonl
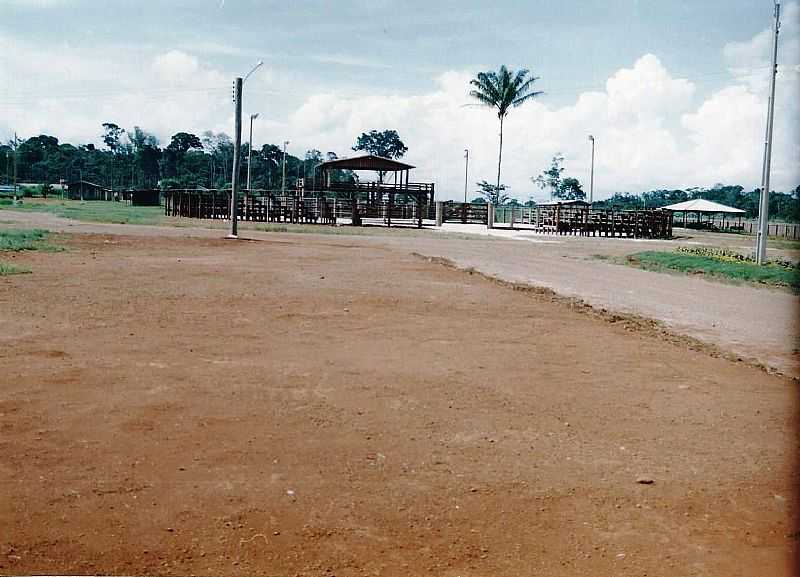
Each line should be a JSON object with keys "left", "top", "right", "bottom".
{"left": 0, "top": 123, "right": 359, "bottom": 193}
{"left": 592, "top": 185, "right": 800, "bottom": 222}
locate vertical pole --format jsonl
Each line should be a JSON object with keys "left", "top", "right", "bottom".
{"left": 756, "top": 2, "right": 780, "bottom": 264}
{"left": 228, "top": 77, "right": 243, "bottom": 239}
{"left": 12, "top": 132, "right": 18, "bottom": 203}
{"left": 589, "top": 136, "right": 595, "bottom": 204}
{"left": 464, "top": 149, "right": 469, "bottom": 203}
{"left": 247, "top": 115, "right": 254, "bottom": 192}
{"left": 281, "top": 141, "right": 288, "bottom": 197}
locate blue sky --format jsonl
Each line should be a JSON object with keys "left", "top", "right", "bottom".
{"left": 2, "top": 0, "right": 798, "bottom": 199}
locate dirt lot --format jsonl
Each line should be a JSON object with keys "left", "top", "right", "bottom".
{"left": 1, "top": 232, "right": 797, "bottom": 576}
{"left": 4, "top": 209, "right": 798, "bottom": 376}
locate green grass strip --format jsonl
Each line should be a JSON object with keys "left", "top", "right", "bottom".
{"left": 628, "top": 250, "right": 800, "bottom": 288}
{"left": 0, "top": 262, "right": 31, "bottom": 275}
{"left": 0, "top": 200, "right": 165, "bottom": 225}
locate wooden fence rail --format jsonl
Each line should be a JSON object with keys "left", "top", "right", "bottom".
{"left": 163, "top": 189, "right": 434, "bottom": 227}
{"left": 445, "top": 203, "right": 673, "bottom": 239}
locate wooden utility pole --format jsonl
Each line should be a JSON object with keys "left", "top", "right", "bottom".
{"left": 228, "top": 77, "right": 243, "bottom": 239}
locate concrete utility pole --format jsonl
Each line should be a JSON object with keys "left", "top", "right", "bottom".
{"left": 228, "top": 61, "right": 263, "bottom": 239}
{"left": 463, "top": 149, "right": 469, "bottom": 203}
{"left": 247, "top": 112, "right": 259, "bottom": 191}
{"left": 281, "top": 140, "right": 289, "bottom": 195}
{"left": 13, "top": 132, "right": 18, "bottom": 203}
{"left": 228, "top": 77, "right": 243, "bottom": 239}
{"left": 756, "top": 2, "right": 781, "bottom": 265}
{"left": 588, "top": 135, "right": 595, "bottom": 204}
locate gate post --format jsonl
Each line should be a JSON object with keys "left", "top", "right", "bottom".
{"left": 487, "top": 203, "right": 495, "bottom": 229}
{"left": 435, "top": 201, "right": 444, "bottom": 227}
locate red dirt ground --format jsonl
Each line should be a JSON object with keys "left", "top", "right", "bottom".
{"left": 1, "top": 232, "right": 797, "bottom": 576}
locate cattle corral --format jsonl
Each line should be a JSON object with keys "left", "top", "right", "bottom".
{"left": 165, "top": 191, "right": 674, "bottom": 239}
{"left": 0, "top": 226, "right": 796, "bottom": 576}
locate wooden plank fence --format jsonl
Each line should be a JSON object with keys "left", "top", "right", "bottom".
{"left": 445, "top": 203, "right": 673, "bottom": 239}
{"left": 163, "top": 189, "right": 434, "bottom": 227}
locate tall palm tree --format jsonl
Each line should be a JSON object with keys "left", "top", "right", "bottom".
{"left": 469, "top": 66, "right": 542, "bottom": 198}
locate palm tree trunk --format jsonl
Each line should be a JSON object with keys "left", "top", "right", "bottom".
{"left": 496, "top": 114, "right": 504, "bottom": 203}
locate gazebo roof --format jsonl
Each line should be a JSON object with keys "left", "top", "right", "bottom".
{"left": 661, "top": 199, "right": 745, "bottom": 214}
{"left": 317, "top": 154, "right": 415, "bottom": 172}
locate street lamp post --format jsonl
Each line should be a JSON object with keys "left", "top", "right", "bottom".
{"left": 463, "top": 149, "right": 469, "bottom": 203}
{"left": 281, "top": 140, "right": 289, "bottom": 196}
{"left": 228, "top": 60, "right": 263, "bottom": 240}
{"left": 247, "top": 113, "right": 259, "bottom": 192}
{"left": 588, "top": 135, "right": 595, "bottom": 204}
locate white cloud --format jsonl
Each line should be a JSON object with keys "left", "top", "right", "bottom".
{"left": 280, "top": 52, "right": 780, "bottom": 199}
{"left": 153, "top": 51, "right": 201, "bottom": 82}
{"left": 2, "top": 4, "right": 799, "bottom": 199}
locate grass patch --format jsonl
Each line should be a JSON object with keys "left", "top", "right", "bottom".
{"left": 0, "top": 199, "right": 165, "bottom": 225}
{"left": 627, "top": 250, "right": 800, "bottom": 289}
{"left": 766, "top": 237, "right": 800, "bottom": 251}
{"left": 0, "top": 228, "right": 62, "bottom": 252}
{"left": 0, "top": 262, "right": 31, "bottom": 276}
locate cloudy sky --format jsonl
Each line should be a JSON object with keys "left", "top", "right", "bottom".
{"left": 1, "top": 0, "right": 798, "bottom": 200}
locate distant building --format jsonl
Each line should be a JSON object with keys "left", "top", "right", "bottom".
{"left": 66, "top": 180, "right": 113, "bottom": 201}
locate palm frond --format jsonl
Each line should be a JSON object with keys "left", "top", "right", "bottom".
{"left": 472, "top": 72, "right": 500, "bottom": 100}
{"left": 469, "top": 90, "right": 500, "bottom": 108}
{"left": 470, "top": 65, "right": 543, "bottom": 114}
{"left": 514, "top": 75, "right": 540, "bottom": 96}
{"left": 512, "top": 90, "right": 544, "bottom": 107}
{"left": 512, "top": 68, "right": 531, "bottom": 88}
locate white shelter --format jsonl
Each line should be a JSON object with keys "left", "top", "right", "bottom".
{"left": 661, "top": 199, "right": 746, "bottom": 230}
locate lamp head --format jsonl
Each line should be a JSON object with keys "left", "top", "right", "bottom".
{"left": 243, "top": 60, "right": 264, "bottom": 83}
{"left": 588, "top": 134, "right": 594, "bottom": 141}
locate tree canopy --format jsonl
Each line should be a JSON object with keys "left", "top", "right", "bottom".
{"left": 532, "top": 154, "right": 565, "bottom": 200}
{"left": 557, "top": 177, "right": 585, "bottom": 201}
{"left": 1, "top": 124, "right": 358, "bottom": 193}
{"left": 352, "top": 129, "right": 408, "bottom": 159}
{"left": 475, "top": 180, "right": 509, "bottom": 205}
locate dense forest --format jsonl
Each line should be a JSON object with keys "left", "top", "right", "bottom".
{"left": 0, "top": 124, "right": 356, "bottom": 194}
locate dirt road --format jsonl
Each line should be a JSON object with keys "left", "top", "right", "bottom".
{"left": 1, "top": 232, "right": 796, "bottom": 576}
{"left": 387, "top": 233, "right": 800, "bottom": 377}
